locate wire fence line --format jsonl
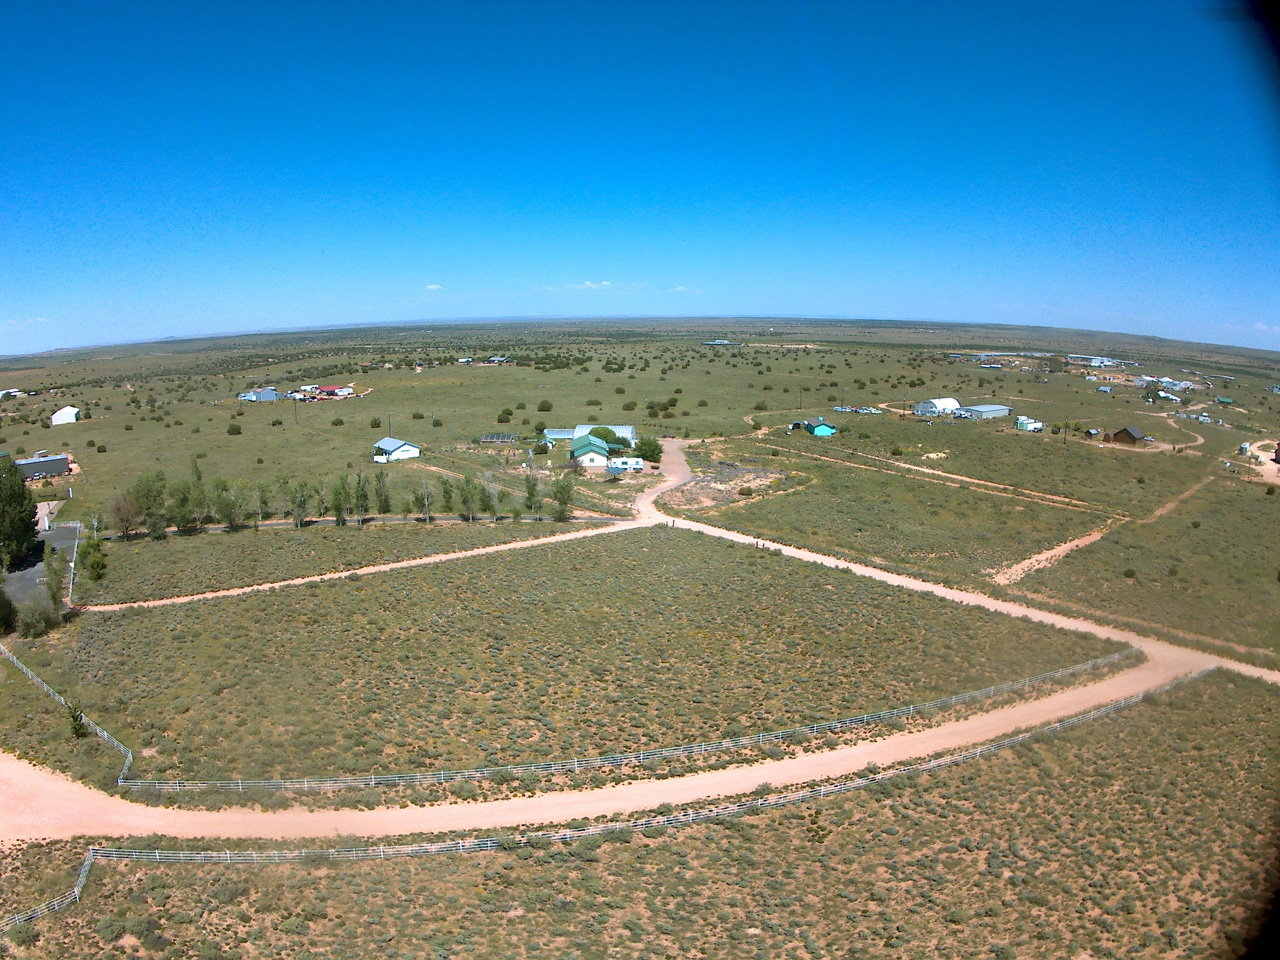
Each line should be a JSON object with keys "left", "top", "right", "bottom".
{"left": 2, "top": 636, "right": 1135, "bottom": 793}
{"left": 0, "top": 668, "right": 1213, "bottom": 934}
{"left": 0, "top": 641, "right": 134, "bottom": 778}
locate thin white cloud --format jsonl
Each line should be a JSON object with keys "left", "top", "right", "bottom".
{"left": 565, "top": 280, "right": 611, "bottom": 290}
{"left": 423, "top": 284, "right": 442, "bottom": 291}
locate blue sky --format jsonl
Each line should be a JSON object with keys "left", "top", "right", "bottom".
{"left": 2, "top": 1, "right": 1278, "bottom": 355}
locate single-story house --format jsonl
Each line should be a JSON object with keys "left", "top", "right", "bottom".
{"left": 1097, "top": 386, "right": 1113, "bottom": 393}
{"left": 609, "top": 457, "right": 645, "bottom": 472}
{"left": 457, "top": 357, "right": 473, "bottom": 364}
{"left": 15, "top": 453, "right": 70, "bottom": 479}
{"left": 237, "top": 387, "right": 278, "bottom": 402}
{"left": 486, "top": 356, "right": 509, "bottom": 364}
{"left": 569, "top": 434, "right": 610, "bottom": 468}
{"left": 50, "top": 405, "right": 80, "bottom": 426}
{"left": 913, "top": 397, "right": 961, "bottom": 417}
{"left": 373, "top": 437, "right": 421, "bottom": 463}
{"left": 1215, "top": 396, "right": 1233, "bottom": 405}
{"left": 958, "top": 404, "right": 1011, "bottom": 419}
{"left": 571, "top": 424, "right": 637, "bottom": 446}
{"left": 1104, "top": 426, "right": 1146, "bottom": 445}
{"left": 790, "top": 417, "right": 838, "bottom": 437}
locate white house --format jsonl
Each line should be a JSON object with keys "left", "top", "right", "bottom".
{"left": 373, "top": 437, "right": 421, "bottom": 463}
{"left": 957, "top": 403, "right": 1011, "bottom": 419}
{"left": 50, "top": 405, "right": 81, "bottom": 426}
{"left": 913, "top": 397, "right": 960, "bottom": 417}
{"left": 609, "top": 457, "right": 645, "bottom": 472}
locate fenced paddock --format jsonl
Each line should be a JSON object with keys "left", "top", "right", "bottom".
{"left": 1, "top": 638, "right": 1136, "bottom": 793}
{"left": 0, "top": 669, "right": 1212, "bottom": 934}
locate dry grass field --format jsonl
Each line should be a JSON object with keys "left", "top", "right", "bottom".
{"left": 2, "top": 528, "right": 1123, "bottom": 786}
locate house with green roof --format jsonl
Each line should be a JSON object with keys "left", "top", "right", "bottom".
{"left": 568, "top": 433, "right": 610, "bottom": 468}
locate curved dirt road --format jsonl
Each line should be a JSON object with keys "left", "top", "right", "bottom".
{"left": 2, "top": 438, "right": 1278, "bottom": 844}
{"left": 0, "top": 640, "right": 1252, "bottom": 843}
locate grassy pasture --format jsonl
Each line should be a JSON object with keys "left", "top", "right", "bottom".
{"left": 678, "top": 447, "right": 1109, "bottom": 582}
{"left": 72, "top": 520, "right": 601, "bottom": 604}
{"left": 1016, "top": 477, "right": 1280, "bottom": 653}
{"left": 752, "top": 420, "right": 1211, "bottom": 518}
{"left": 3, "top": 671, "right": 1275, "bottom": 959}
{"left": 4, "top": 528, "right": 1123, "bottom": 783}
{"left": 5, "top": 321, "right": 1271, "bottom": 530}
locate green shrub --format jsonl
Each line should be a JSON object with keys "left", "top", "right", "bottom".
{"left": 124, "top": 916, "right": 157, "bottom": 939}
{"left": 412, "top": 411, "right": 425, "bottom": 419}
{"left": 450, "top": 780, "right": 480, "bottom": 800}
{"left": 537, "top": 399, "right": 553, "bottom": 411}
{"left": 96, "top": 916, "right": 125, "bottom": 942}
{"left": 370, "top": 417, "right": 382, "bottom": 429}
{"left": 6, "top": 923, "right": 38, "bottom": 946}
{"left": 1123, "top": 568, "right": 1136, "bottom": 579}
{"left": 0, "top": 590, "right": 15, "bottom": 634}
{"left": 331, "top": 417, "right": 344, "bottom": 427}
{"left": 226, "top": 423, "right": 241, "bottom": 435}
{"left": 17, "top": 597, "right": 59, "bottom": 637}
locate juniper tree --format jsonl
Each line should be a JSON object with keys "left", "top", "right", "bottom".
{"left": 0, "top": 455, "right": 38, "bottom": 569}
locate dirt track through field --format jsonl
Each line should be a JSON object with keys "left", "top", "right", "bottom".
{"left": 754, "top": 442, "right": 1107, "bottom": 515}
{"left": 989, "top": 473, "right": 1216, "bottom": 585}
{"left": 2, "top": 439, "right": 1278, "bottom": 844}
{"left": 991, "top": 524, "right": 1115, "bottom": 585}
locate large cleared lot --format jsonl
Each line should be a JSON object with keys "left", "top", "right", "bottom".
{"left": 8, "top": 528, "right": 1123, "bottom": 783}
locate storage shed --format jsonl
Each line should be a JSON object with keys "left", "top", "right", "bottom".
{"left": 958, "top": 404, "right": 1011, "bottom": 419}
{"left": 50, "top": 405, "right": 80, "bottom": 426}
{"left": 913, "top": 397, "right": 961, "bottom": 417}
{"left": 1104, "top": 426, "right": 1146, "bottom": 445}
{"left": 373, "top": 437, "right": 421, "bottom": 462}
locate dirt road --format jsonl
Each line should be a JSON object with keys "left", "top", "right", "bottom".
{"left": 991, "top": 524, "right": 1115, "bottom": 585}
{"left": 2, "top": 438, "right": 1277, "bottom": 844}
{"left": 990, "top": 473, "right": 1215, "bottom": 585}
{"left": 0, "top": 641, "right": 1250, "bottom": 843}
